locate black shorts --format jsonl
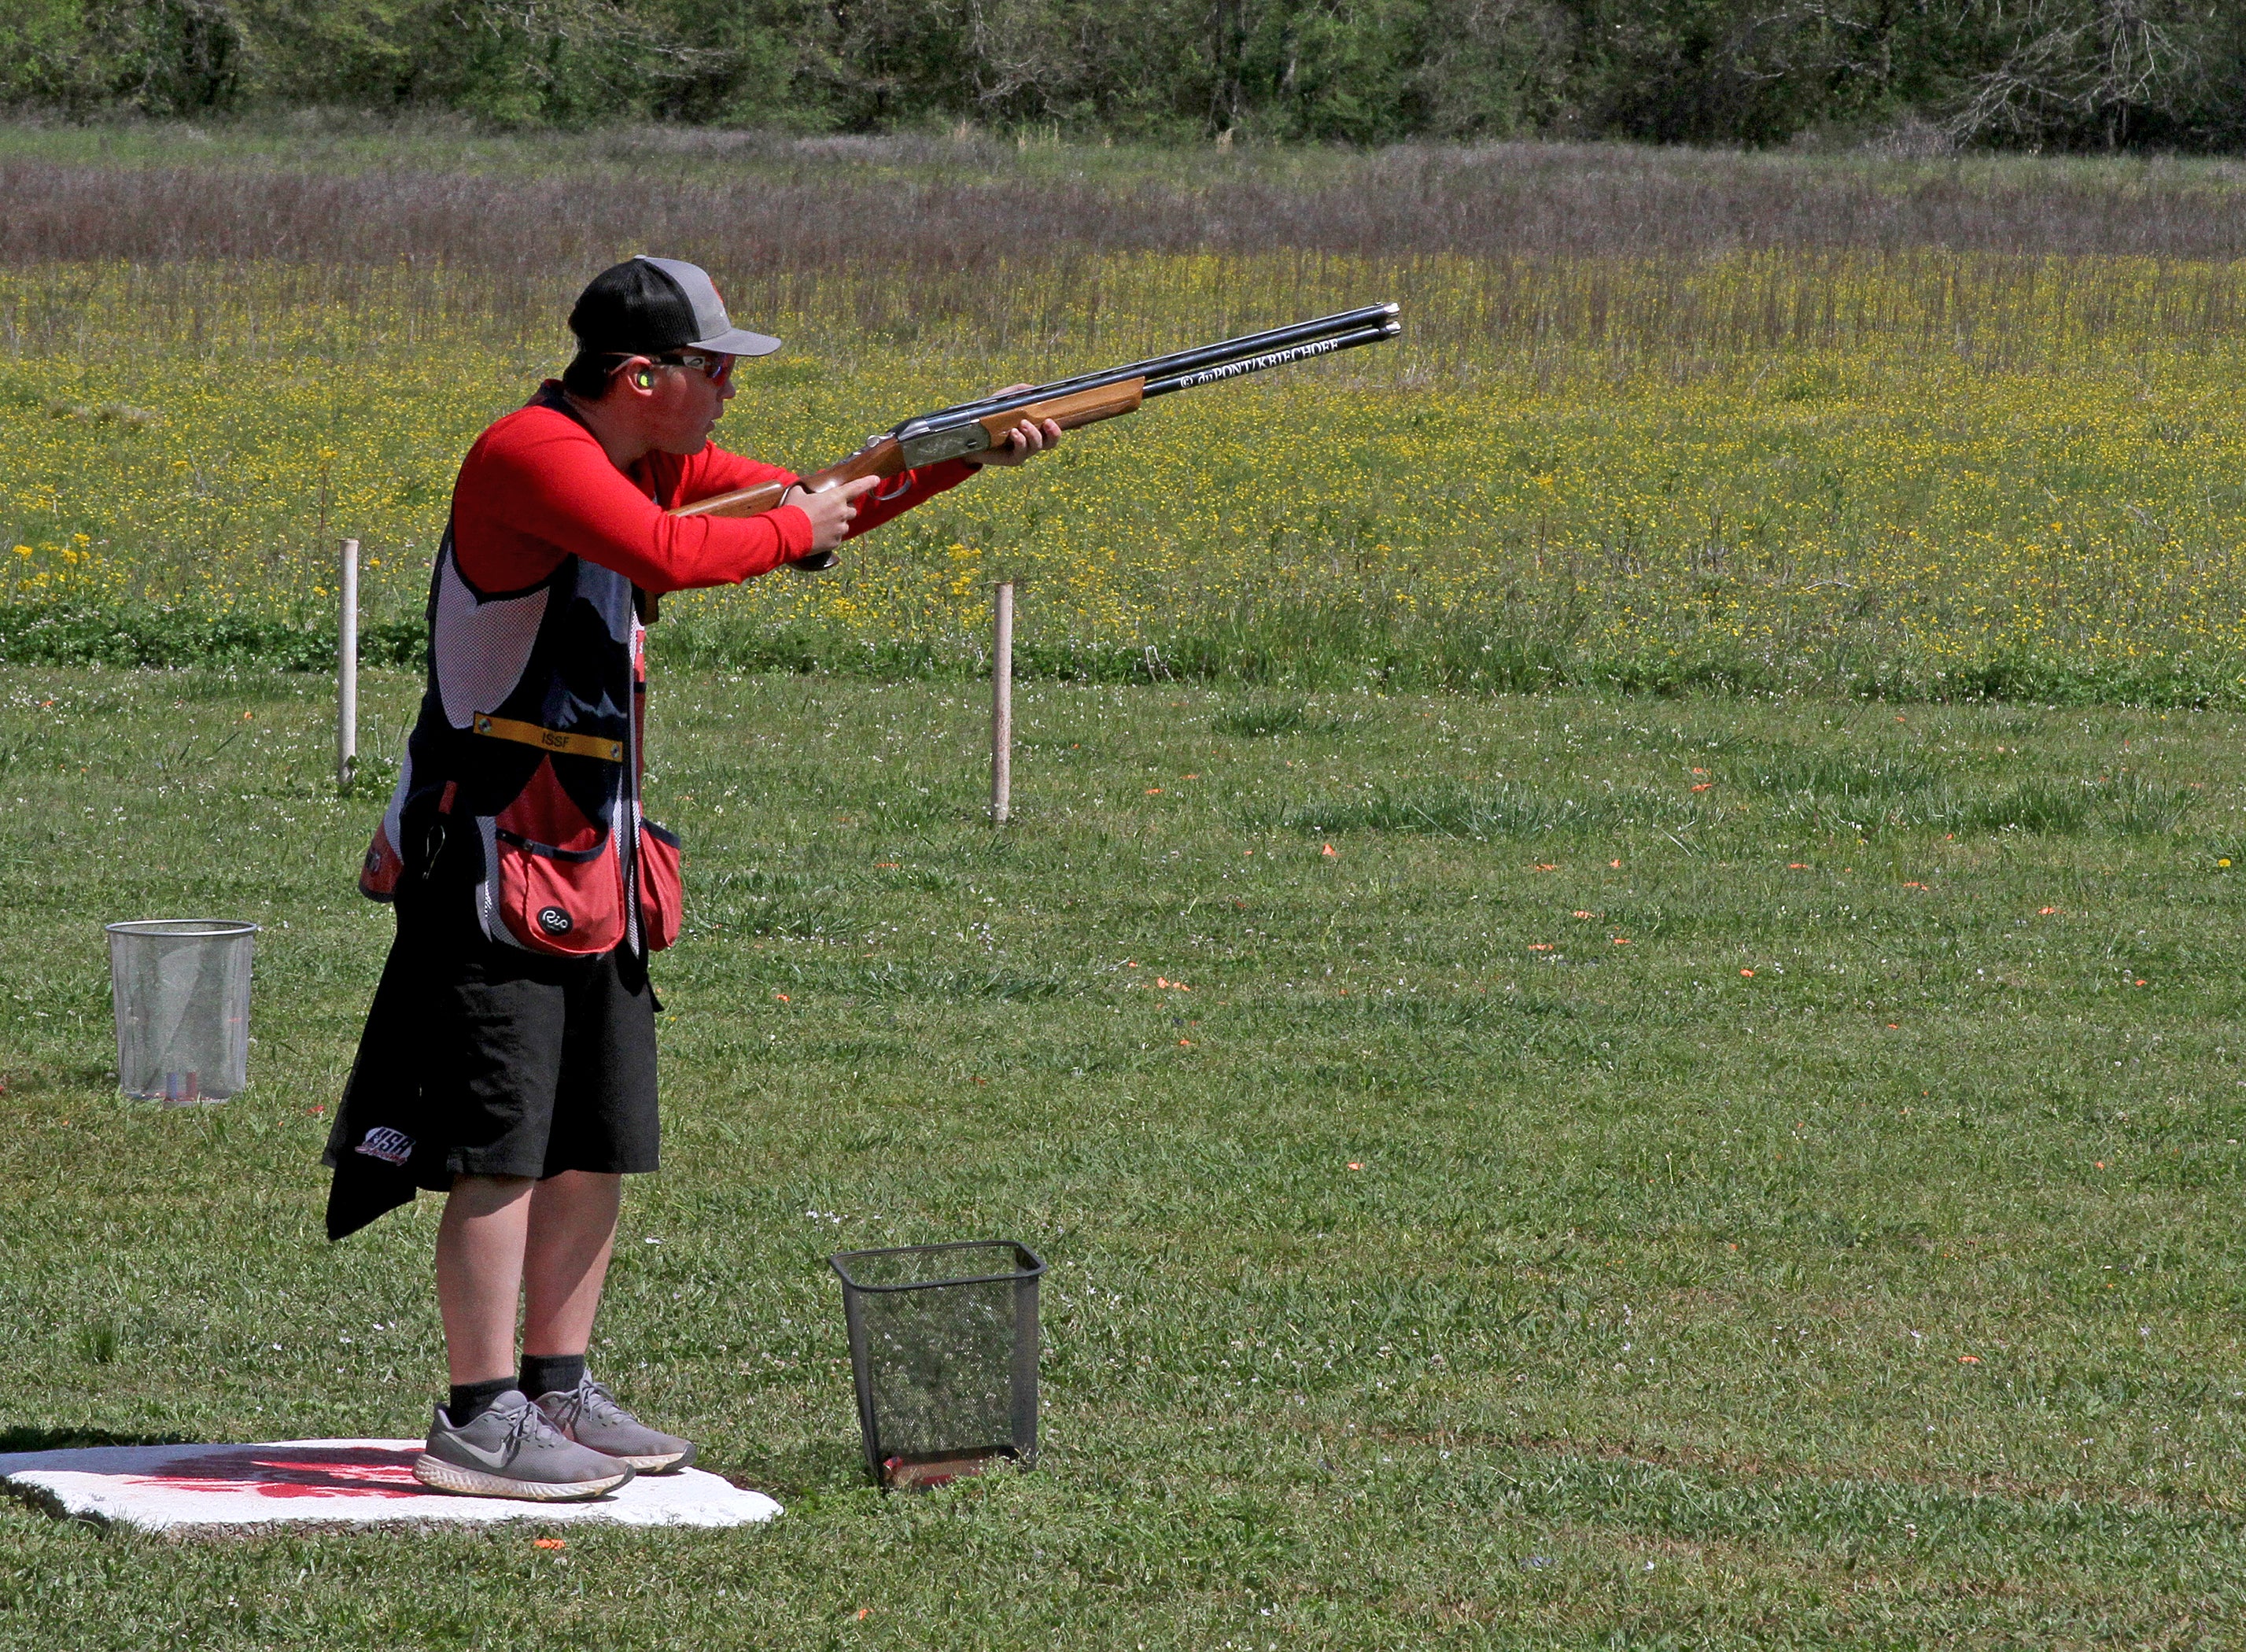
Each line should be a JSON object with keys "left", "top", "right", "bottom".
{"left": 337, "top": 859, "right": 659, "bottom": 1194}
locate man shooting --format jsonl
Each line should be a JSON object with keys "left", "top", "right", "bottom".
{"left": 324, "top": 256, "right": 1060, "bottom": 1500}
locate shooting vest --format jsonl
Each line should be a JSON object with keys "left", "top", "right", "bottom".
{"left": 358, "top": 393, "right": 681, "bottom": 957}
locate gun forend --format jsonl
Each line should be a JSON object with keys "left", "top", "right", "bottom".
{"left": 894, "top": 378, "right": 1147, "bottom": 468}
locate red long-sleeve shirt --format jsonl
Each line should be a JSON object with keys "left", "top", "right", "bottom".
{"left": 450, "top": 385, "right": 975, "bottom": 595}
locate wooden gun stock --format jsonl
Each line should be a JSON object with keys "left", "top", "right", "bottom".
{"left": 669, "top": 433, "right": 896, "bottom": 522}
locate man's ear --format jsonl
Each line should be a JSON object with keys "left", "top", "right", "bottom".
{"left": 610, "top": 356, "right": 656, "bottom": 398}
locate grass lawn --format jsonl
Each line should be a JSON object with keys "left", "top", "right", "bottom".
{"left": 2, "top": 662, "right": 2242, "bottom": 1646}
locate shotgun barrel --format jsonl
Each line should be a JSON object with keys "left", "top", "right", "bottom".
{"left": 1141, "top": 318, "right": 1400, "bottom": 398}
{"left": 874, "top": 304, "right": 1400, "bottom": 471}
{"left": 896, "top": 302, "right": 1401, "bottom": 439}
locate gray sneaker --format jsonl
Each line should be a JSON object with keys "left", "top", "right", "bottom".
{"left": 413, "top": 1388, "right": 636, "bottom": 1501}
{"left": 534, "top": 1377, "right": 697, "bottom": 1473}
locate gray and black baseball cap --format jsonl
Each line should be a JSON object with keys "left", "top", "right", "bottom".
{"left": 568, "top": 255, "right": 781, "bottom": 359}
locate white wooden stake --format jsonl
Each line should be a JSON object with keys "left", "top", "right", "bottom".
{"left": 337, "top": 538, "right": 359, "bottom": 787}
{"left": 991, "top": 580, "right": 1013, "bottom": 825}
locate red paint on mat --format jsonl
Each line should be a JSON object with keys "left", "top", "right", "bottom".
{"left": 120, "top": 1445, "right": 424, "bottom": 1499}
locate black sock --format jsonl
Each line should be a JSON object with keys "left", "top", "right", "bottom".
{"left": 518, "top": 1352, "right": 586, "bottom": 1399}
{"left": 446, "top": 1375, "right": 516, "bottom": 1425}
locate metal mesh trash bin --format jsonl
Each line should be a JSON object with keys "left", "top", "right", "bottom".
{"left": 105, "top": 920, "right": 258, "bottom": 1104}
{"left": 830, "top": 1240, "right": 1045, "bottom": 1489}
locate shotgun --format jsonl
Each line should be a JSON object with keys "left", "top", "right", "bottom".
{"left": 668, "top": 302, "right": 1402, "bottom": 582}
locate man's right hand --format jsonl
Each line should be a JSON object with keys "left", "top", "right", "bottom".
{"left": 783, "top": 476, "right": 883, "bottom": 551}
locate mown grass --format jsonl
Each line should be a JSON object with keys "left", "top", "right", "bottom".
{"left": 2, "top": 664, "right": 2243, "bottom": 1646}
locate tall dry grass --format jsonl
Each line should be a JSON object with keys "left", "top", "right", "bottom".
{"left": 8, "top": 137, "right": 2246, "bottom": 371}
{"left": 13, "top": 138, "right": 2246, "bottom": 268}
{"left": 9, "top": 148, "right": 2246, "bottom": 383}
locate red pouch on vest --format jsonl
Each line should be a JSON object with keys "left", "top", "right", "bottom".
{"left": 359, "top": 819, "right": 404, "bottom": 901}
{"left": 489, "top": 758, "right": 626, "bottom": 957}
{"left": 637, "top": 819, "right": 684, "bottom": 952}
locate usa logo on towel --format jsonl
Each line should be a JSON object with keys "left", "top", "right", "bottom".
{"left": 356, "top": 1127, "right": 415, "bottom": 1166}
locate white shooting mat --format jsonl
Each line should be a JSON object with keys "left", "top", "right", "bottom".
{"left": 0, "top": 1439, "right": 781, "bottom": 1532}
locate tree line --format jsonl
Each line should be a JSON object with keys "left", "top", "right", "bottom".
{"left": 6, "top": 0, "right": 2243, "bottom": 150}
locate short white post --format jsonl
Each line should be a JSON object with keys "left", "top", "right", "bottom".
{"left": 990, "top": 580, "right": 1013, "bottom": 825}
{"left": 337, "top": 538, "right": 359, "bottom": 787}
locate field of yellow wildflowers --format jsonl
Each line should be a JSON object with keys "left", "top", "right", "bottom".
{"left": 5, "top": 241, "right": 2245, "bottom": 702}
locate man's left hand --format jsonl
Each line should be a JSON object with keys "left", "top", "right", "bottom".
{"left": 968, "top": 388, "right": 1064, "bottom": 467}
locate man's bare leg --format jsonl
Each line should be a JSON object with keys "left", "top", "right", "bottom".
{"left": 522, "top": 1170, "right": 622, "bottom": 1359}
{"left": 513, "top": 1169, "right": 690, "bottom": 1469}
{"left": 419, "top": 1173, "right": 636, "bottom": 1499}
{"left": 433, "top": 1174, "right": 537, "bottom": 1385}
{"left": 435, "top": 1171, "right": 622, "bottom": 1385}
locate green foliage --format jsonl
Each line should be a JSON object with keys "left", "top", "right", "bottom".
{"left": 1211, "top": 695, "right": 1318, "bottom": 736}
{"left": 6, "top": 0, "right": 2242, "bottom": 147}
{"left": 0, "top": 602, "right": 424, "bottom": 671}
{"left": 1274, "top": 776, "right": 1642, "bottom": 837}
{"left": 11, "top": 599, "right": 2246, "bottom": 711}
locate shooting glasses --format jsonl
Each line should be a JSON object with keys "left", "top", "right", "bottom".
{"left": 602, "top": 349, "right": 736, "bottom": 385}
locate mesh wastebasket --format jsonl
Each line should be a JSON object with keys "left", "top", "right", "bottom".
{"left": 105, "top": 920, "right": 258, "bottom": 1104}
{"left": 830, "top": 1240, "right": 1045, "bottom": 1489}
